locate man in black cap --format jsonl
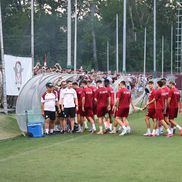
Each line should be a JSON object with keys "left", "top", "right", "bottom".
{"left": 41, "top": 82, "right": 61, "bottom": 135}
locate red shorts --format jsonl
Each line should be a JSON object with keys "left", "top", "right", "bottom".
{"left": 169, "top": 108, "right": 178, "bottom": 120}
{"left": 77, "top": 106, "right": 83, "bottom": 115}
{"left": 164, "top": 108, "right": 169, "bottom": 117}
{"left": 155, "top": 109, "right": 164, "bottom": 121}
{"left": 115, "top": 107, "right": 129, "bottom": 118}
{"left": 97, "top": 106, "right": 107, "bottom": 118}
{"left": 146, "top": 108, "right": 156, "bottom": 119}
{"left": 93, "top": 102, "right": 97, "bottom": 115}
{"left": 82, "top": 107, "right": 94, "bottom": 118}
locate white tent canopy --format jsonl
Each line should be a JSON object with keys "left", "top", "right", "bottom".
{"left": 16, "top": 73, "right": 77, "bottom": 132}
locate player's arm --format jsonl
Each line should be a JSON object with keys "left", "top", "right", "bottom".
{"left": 113, "top": 98, "right": 119, "bottom": 111}
{"left": 56, "top": 101, "right": 61, "bottom": 113}
{"left": 94, "top": 90, "right": 98, "bottom": 103}
{"left": 41, "top": 96, "right": 45, "bottom": 116}
{"left": 143, "top": 98, "right": 155, "bottom": 110}
{"left": 130, "top": 98, "right": 136, "bottom": 112}
{"left": 180, "top": 101, "right": 182, "bottom": 114}
{"left": 82, "top": 95, "right": 85, "bottom": 112}
{"left": 107, "top": 95, "right": 111, "bottom": 111}
{"left": 60, "top": 97, "right": 64, "bottom": 111}
{"left": 41, "top": 103, "right": 44, "bottom": 116}
{"left": 74, "top": 98, "right": 78, "bottom": 111}
{"left": 168, "top": 97, "right": 171, "bottom": 108}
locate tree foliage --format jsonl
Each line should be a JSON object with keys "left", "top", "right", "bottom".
{"left": 1, "top": 0, "right": 178, "bottom": 72}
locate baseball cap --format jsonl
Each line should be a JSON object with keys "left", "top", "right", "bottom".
{"left": 46, "top": 82, "right": 54, "bottom": 88}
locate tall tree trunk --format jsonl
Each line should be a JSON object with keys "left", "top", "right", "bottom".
{"left": 91, "top": 2, "right": 98, "bottom": 70}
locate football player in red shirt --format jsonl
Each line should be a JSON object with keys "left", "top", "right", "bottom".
{"left": 73, "top": 82, "right": 84, "bottom": 132}
{"left": 81, "top": 80, "right": 97, "bottom": 133}
{"left": 87, "top": 79, "right": 97, "bottom": 117}
{"left": 112, "top": 81, "right": 135, "bottom": 136}
{"left": 155, "top": 80, "right": 173, "bottom": 137}
{"left": 142, "top": 81, "right": 157, "bottom": 136}
{"left": 160, "top": 78, "right": 171, "bottom": 134}
{"left": 104, "top": 79, "right": 115, "bottom": 131}
{"left": 168, "top": 81, "right": 182, "bottom": 135}
{"left": 95, "top": 80, "right": 111, "bottom": 134}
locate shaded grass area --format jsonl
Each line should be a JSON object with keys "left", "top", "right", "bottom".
{"left": 0, "top": 112, "right": 182, "bottom": 182}
{"left": 0, "top": 114, "right": 21, "bottom": 140}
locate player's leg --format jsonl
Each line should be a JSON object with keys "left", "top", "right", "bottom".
{"left": 85, "top": 107, "right": 96, "bottom": 132}
{"left": 151, "top": 118, "right": 157, "bottom": 136}
{"left": 97, "top": 117, "right": 104, "bottom": 134}
{"left": 45, "top": 118, "right": 50, "bottom": 135}
{"left": 144, "top": 115, "right": 151, "bottom": 136}
{"left": 54, "top": 108, "right": 60, "bottom": 132}
{"left": 115, "top": 117, "right": 127, "bottom": 136}
{"left": 169, "top": 108, "right": 182, "bottom": 135}
{"left": 49, "top": 112, "right": 56, "bottom": 134}
{"left": 49, "top": 120, "right": 55, "bottom": 134}
{"left": 109, "top": 118, "right": 118, "bottom": 134}
{"left": 123, "top": 118, "right": 131, "bottom": 134}
{"left": 160, "top": 119, "right": 173, "bottom": 137}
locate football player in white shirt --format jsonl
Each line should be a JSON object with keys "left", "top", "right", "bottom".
{"left": 41, "top": 82, "right": 61, "bottom": 135}
{"left": 60, "top": 80, "right": 78, "bottom": 133}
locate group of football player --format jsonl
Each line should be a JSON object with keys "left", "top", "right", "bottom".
{"left": 41, "top": 78, "right": 182, "bottom": 137}
{"left": 142, "top": 78, "right": 182, "bottom": 137}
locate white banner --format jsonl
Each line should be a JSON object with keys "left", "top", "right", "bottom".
{"left": 4, "top": 54, "right": 32, "bottom": 96}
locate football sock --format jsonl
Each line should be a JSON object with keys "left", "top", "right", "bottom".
{"left": 152, "top": 129, "right": 156, "bottom": 135}
{"left": 113, "top": 127, "right": 116, "bottom": 132}
{"left": 167, "top": 128, "right": 171, "bottom": 134}
{"left": 156, "top": 129, "right": 159, "bottom": 135}
{"left": 176, "top": 125, "right": 182, "bottom": 130}
{"left": 45, "top": 129, "right": 49, "bottom": 134}
{"left": 109, "top": 124, "right": 112, "bottom": 130}
{"left": 147, "top": 128, "right": 151, "bottom": 134}
{"left": 50, "top": 129, "right": 54, "bottom": 134}
{"left": 92, "top": 124, "right": 96, "bottom": 130}
{"left": 122, "top": 126, "right": 127, "bottom": 131}
{"left": 99, "top": 126, "right": 103, "bottom": 132}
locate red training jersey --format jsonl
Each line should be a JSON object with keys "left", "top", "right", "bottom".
{"left": 161, "top": 86, "right": 170, "bottom": 108}
{"left": 82, "top": 87, "right": 93, "bottom": 108}
{"left": 168, "top": 87, "right": 180, "bottom": 109}
{"left": 75, "top": 87, "right": 83, "bottom": 107}
{"left": 95, "top": 87, "right": 109, "bottom": 107}
{"left": 89, "top": 85, "right": 97, "bottom": 97}
{"left": 106, "top": 86, "right": 115, "bottom": 106}
{"left": 148, "top": 88, "right": 156, "bottom": 109}
{"left": 117, "top": 87, "right": 131, "bottom": 109}
{"left": 155, "top": 88, "right": 164, "bottom": 110}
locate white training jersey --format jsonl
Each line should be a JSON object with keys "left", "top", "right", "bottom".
{"left": 41, "top": 91, "right": 58, "bottom": 112}
{"left": 60, "top": 88, "right": 77, "bottom": 108}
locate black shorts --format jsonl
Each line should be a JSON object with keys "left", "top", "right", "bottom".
{"left": 44, "top": 111, "right": 56, "bottom": 120}
{"left": 64, "top": 107, "right": 76, "bottom": 118}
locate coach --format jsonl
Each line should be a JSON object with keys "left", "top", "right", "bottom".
{"left": 60, "top": 80, "right": 78, "bottom": 133}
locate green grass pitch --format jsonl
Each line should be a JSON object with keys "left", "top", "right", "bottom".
{"left": 0, "top": 112, "right": 182, "bottom": 182}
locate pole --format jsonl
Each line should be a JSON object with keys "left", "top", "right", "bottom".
{"left": 67, "top": 0, "right": 72, "bottom": 67}
{"left": 162, "top": 36, "right": 164, "bottom": 78}
{"left": 153, "top": 0, "right": 157, "bottom": 78}
{"left": 171, "top": 25, "right": 173, "bottom": 75}
{"left": 107, "top": 40, "right": 109, "bottom": 72}
{"left": 122, "top": 0, "right": 126, "bottom": 74}
{"left": 31, "top": 0, "right": 34, "bottom": 76}
{"left": 0, "top": 2, "right": 8, "bottom": 114}
{"left": 144, "top": 27, "right": 147, "bottom": 77}
{"left": 74, "top": 0, "right": 77, "bottom": 72}
{"left": 116, "top": 14, "right": 119, "bottom": 73}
